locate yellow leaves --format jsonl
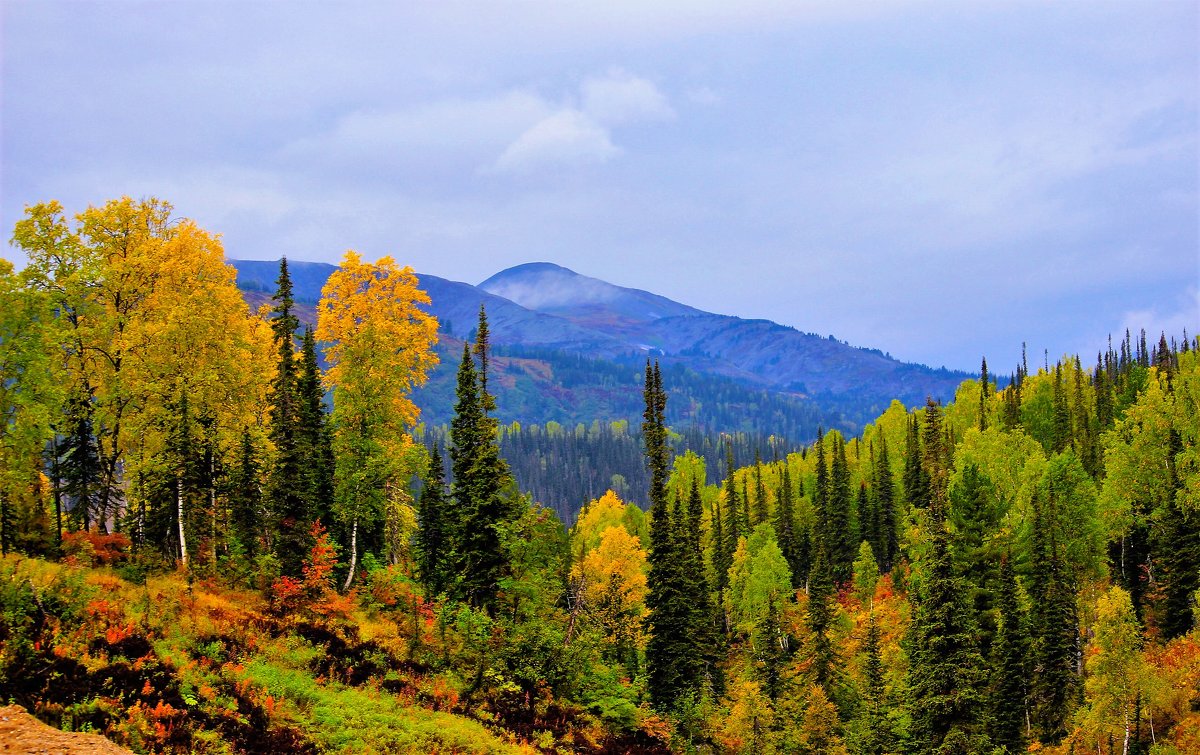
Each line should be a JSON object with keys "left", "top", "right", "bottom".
{"left": 316, "top": 251, "right": 439, "bottom": 436}
{"left": 577, "top": 526, "right": 648, "bottom": 613}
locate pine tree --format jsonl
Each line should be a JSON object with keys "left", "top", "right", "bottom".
{"left": 684, "top": 477, "right": 721, "bottom": 694}
{"left": 60, "top": 394, "right": 103, "bottom": 532}
{"left": 903, "top": 413, "right": 927, "bottom": 510}
{"left": 906, "top": 516, "right": 991, "bottom": 753}
{"left": 828, "top": 434, "right": 856, "bottom": 585}
{"left": 1051, "top": 363, "right": 1072, "bottom": 454}
{"left": 415, "top": 446, "right": 449, "bottom": 596}
{"left": 1158, "top": 426, "right": 1199, "bottom": 639}
{"left": 806, "top": 545, "right": 837, "bottom": 693}
{"left": 448, "top": 308, "right": 516, "bottom": 610}
{"left": 1028, "top": 489, "right": 1080, "bottom": 744}
{"left": 752, "top": 450, "right": 768, "bottom": 526}
{"left": 979, "top": 357, "right": 990, "bottom": 432}
{"left": 857, "top": 613, "right": 888, "bottom": 755}
{"left": 644, "top": 360, "right": 690, "bottom": 710}
{"left": 298, "top": 327, "right": 333, "bottom": 526}
{"left": 775, "top": 461, "right": 803, "bottom": 591}
{"left": 229, "top": 428, "right": 263, "bottom": 560}
{"left": 266, "top": 258, "right": 308, "bottom": 575}
{"left": 873, "top": 436, "right": 898, "bottom": 572}
{"left": 989, "top": 556, "right": 1030, "bottom": 754}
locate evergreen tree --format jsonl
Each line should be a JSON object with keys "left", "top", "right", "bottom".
{"left": 989, "top": 556, "right": 1030, "bottom": 754}
{"left": 228, "top": 428, "right": 263, "bottom": 560}
{"left": 758, "top": 592, "right": 786, "bottom": 701}
{"left": 60, "top": 393, "right": 103, "bottom": 532}
{"left": 715, "top": 446, "right": 740, "bottom": 597}
{"left": 415, "top": 445, "right": 449, "bottom": 596}
{"left": 775, "top": 461, "right": 803, "bottom": 591}
{"left": 921, "top": 398, "right": 949, "bottom": 520}
{"left": 298, "top": 326, "right": 334, "bottom": 525}
{"left": 806, "top": 545, "right": 837, "bottom": 694}
{"left": 828, "top": 434, "right": 856, "bottom": 585}
{"left": 644, "top": 361, "right": 691, "bottom": 710}
{"left": 873, "top": 435, "right": 899, "bottom": 572}
{"left": 906, "top": 516, "right": 991, "bottom": 753}
{"left": 448, "top": 308, "right": 517, "bottom": 610}
{"left": 1051, "top": 364, "right": 1072, "bottom": 455}
{"left": 857, "top": 613, "right": 888, "bottom": 755}
{"left": 752, "top": 450, "right": 768, "bottom": 526}
{"left": 684, "top": 477, "right": 721, "bottom": 694}
{"left": 979, "top": 357, "right": 990, "bottom": 432}
{"left": 265, "top": 258, "right": 308, "bottom": 575}
{"left": 1158, "top": 426, "right": 1199, "bottom": 639}
{"left": 903, "top": 413, "right": 928, "bottom": 510}
{"left": 1028, "top": 489, "right": 1080, "bottom": 744}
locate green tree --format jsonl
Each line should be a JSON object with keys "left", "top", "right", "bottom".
{"left": 988, "top": 556, "right": 1029, "bottom": 754}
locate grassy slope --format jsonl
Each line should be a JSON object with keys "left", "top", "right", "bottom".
{"left": 0, "top": 555, "right": 531, "bottom": 754}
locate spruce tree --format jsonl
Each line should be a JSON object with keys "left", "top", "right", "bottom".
{"left": 979, "top": 356, "right": 990, "bottom": 432}
{"left": 61, "top": 394, "right": 103, "bottom": 532}
{"left": 644, "top": 361, "right": 688, "bottom": 710}
{"left": 873, "top": 435, "right": 898, "bottom": 572}
{"left": 1158, "top": 426, "right": 1199, "bottom": 639}
{"left": 903, "top": 413, "right": 928, "bottom": 510}
{"left": 989, "top": 556, "right": 1030, "bottom": 754}
{"left": 229, "top": 428, "right": 263, "bottom": 560}
{"left": 775, "top": 461, "right": 803, "bottom": 591}
{"left": 298, "top": 326, "right": 334, "bottom": 525}
{"left": 266, "top": 258, "right": 308, "bottom": 575}
{"left": 806, "top": 544, "right": 837, "bottom": 693}
{"left": 1051, "top": 363, "right": 1072, "bottom": 454}
{"left": 906, "top": 516, "right": 991, "bottom": 753}
{"left": 858, "top": 613, "right": 888, "bottom": 755}
{"left": 829, "top": 434, "right": 856, "bottom": 585}
{"left": 415, "top": 446, "right": 448, "bottom": 596}
{"left": 752, "top": 450, "right": 768, "bottom": 526}
{"left": 1028, "top": 490, "right": 1080, "bottom": 744}
{"left": 448, "top": 308, "right": 516, "bottom": 611}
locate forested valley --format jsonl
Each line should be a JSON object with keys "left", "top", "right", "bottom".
{"left": 1, "top": 198, "right": 1198, "bottom": 754}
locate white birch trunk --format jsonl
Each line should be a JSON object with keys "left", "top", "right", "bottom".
{"left": 342, "top": 518, "right": 358, "bottom": 591}
{"left": 177, "top": 475, "right": 188, "bottom": 567}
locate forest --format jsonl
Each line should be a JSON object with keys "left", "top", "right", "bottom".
{"left": 1, "top": 197, "right": 1198, "bottom": 754}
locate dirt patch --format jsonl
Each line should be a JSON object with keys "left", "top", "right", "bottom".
{"left": 0, "top": 704, "right": 133, "bottom": 754}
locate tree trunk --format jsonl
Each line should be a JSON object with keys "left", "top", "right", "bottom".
{"left": 342, "top": 518, "right": 358, "bottom": 591}
{"left": 177, "top": 475, "right": 188, "bottom": 567}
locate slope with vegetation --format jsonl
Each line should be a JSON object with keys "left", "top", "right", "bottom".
{"left": 2, "top": 196, "right": 1198, "bottom": 754}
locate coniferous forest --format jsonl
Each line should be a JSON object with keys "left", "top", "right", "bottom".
{"left": 2, "top": 198, "right": 1199, "bottom": 754}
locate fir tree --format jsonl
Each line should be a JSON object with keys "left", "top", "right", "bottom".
{"left": 873, "top": 435, "right": 899, "bottom": 572}
{"left": 903, "top": 413, "right": 928, "bottom": 510}
{"left": 857, "top": 613, "right": 888, "bottom": 755}
{"left": 1158, "top": 426, "right": 1199, "bottom": 639}
{"left": 906, "top": 516, "right": 991, "bottom": 753}
{"left": 266, "top": 258, "right": 308, "bottom": 575}
{"left": 989, "top": 556, "right": 1030, "bottom": 754}
{"left": 829, "top": 434, "right": 856, "bottom": 585}
{"left": 448, "top": 308, "right": 517, "bottom": 610}
{"left": 61, "top": 393, "right": 103, "bottom": 532}
{"left": 1051, "top": 363, "right": 1072, "bottom": 455}
{"left": 775, "top": 460, "right": 803, "bottom": 591}
{"left": 1028, "top": 489, "right": 1080, "bottom": 744}
{"left": 752, "top": 450, "right": 768, "bottom": 526}
{"left": 415, "top": 446, "right": 449, "bottom": 597}
{"left": 298, "top": 326, "right": 334, "bottom": 525}
{"left": 229, "top": 428, "right": 263, "bottom": 560}
{"left": 979, "top": 357, "right": 990, "bottom": 432}
{"left": 644, "top": 361, "right": 691, "bottom": 710}
{"left": 806, "top": 545, "right": 837, "bottom": 693}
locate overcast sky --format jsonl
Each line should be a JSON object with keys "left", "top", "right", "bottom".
{"left": 3, "top": 1, "right": 1196, "bottom": 371}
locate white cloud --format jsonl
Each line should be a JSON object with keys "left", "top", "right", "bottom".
{"left": 492, "top": 110, "right": 619, "bottom": 174}
{"left": 1118, "top": 286, "right": 1200, "bottom": 344}
{"left": 581, "top": 69, "right": 674, "bottom": 125}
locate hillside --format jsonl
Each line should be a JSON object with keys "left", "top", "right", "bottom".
{"left": 230, "top": 259, "right": 969, "bottom": 433}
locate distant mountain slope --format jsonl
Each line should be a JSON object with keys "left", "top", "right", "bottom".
{"left": 228, "top": 258, "right": 969, "bottom": 434}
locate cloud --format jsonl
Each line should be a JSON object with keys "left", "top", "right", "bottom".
{"left": 581, "top": 69, "right": 674, "bottom": 125}
{"left": 1118, "top": 286, "right": 1200, "bottom": 343}
{"left": 492, "top": 110, "right": 619, "bottom": 173}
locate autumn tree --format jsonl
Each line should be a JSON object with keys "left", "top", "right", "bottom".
{"left": 315, "top": 251, "right": 439, "bottom": 588}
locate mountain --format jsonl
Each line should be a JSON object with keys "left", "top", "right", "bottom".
{"left": 228, "top": 259, "right": 970, "bottom": 436}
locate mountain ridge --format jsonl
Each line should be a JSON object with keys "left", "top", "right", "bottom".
{"left": 228, "top": 258, "right": 969, "bottom": 434}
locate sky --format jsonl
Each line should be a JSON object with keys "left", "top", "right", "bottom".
{"left": 2, "top": 1, "right": 1196, "bottom": 372}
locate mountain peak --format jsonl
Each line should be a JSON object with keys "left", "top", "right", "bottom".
{"left": 479, "top": 262, "right": 701, "bottom": 326}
